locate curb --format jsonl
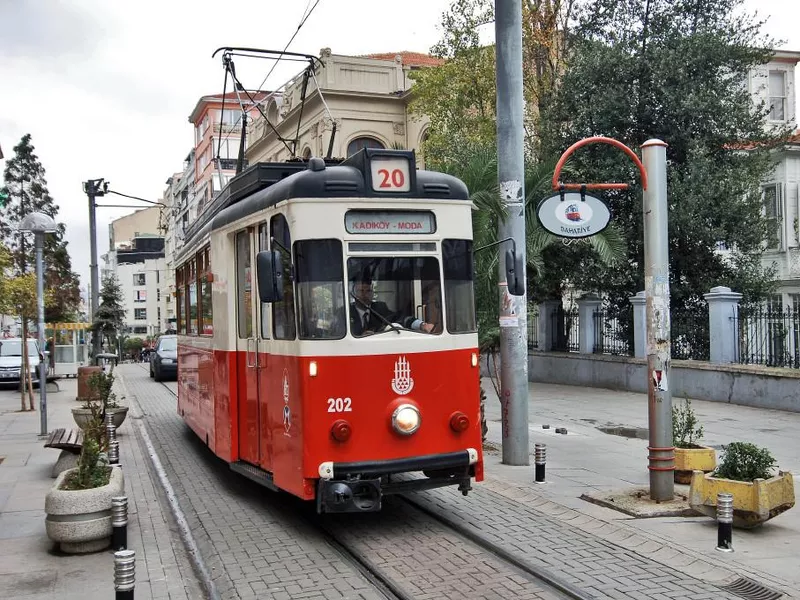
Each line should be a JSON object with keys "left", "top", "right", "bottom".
{"left": 118, "top": 371, "right": 221, "bottom": 600}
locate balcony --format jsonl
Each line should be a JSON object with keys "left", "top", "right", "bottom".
{"left": 213, "top": 122, "right": 242, "bottom": 135}
{"left": 215, "top": 158, "right": 245, "bottom": 171}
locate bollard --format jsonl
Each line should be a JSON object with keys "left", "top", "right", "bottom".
{"left": 111, "top": 496, "right": 128, "bottom": 551}
{"left": 534, "top": 443, "right": 546, "bottom": 483}
{"left": 114, "top": 549, "right": 135, "bottom": 600}
{"left": 108, "top": 440, "right": 120, "bottom": 465}
{"left": 716, "top": 492, "right": 734, "bottom": 552}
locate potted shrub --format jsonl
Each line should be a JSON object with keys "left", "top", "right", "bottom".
{"left": 689, "top": 442, "right": 795, "bottom": 528}
{"left": 71, "top": 367, "right": 128, "bottom": 430}
{"left": 45, "top": 410, "right": 125, "bottom": 552}
{"left": 672, "top": 397, "right": 715, "bottom": 484}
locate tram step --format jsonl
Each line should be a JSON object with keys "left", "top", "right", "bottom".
{"left": 230, "top": 461, "right": 279, "bottom": 492}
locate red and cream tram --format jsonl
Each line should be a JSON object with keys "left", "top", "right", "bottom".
{"left": 174, "top": 149, "right": 486, "bottom": 512}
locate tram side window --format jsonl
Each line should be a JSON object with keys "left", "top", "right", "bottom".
{"left": 442, "top": 239, "right": 477, "bottom": 333}
{"left": 176, "top": 267, "right": 185, "bottom": 334}
{"left": 189, "top": 259, "right": 198, "bottom": 335}
{"left": 270, "top": 214, "right": 296, "bottom": 340}
{"left": 295, "top": 240, "right": 345, "bottom": 340}
{"left": 235, "top": 231, "right": 253, "bottom": 339}
{"left": 200, "top": 248, "right": 213, "bottom": 335}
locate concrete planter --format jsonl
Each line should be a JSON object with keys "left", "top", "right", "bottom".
{"left": 674, "top": 446, "right": 716, "bottom": 484}
{"left": 45, "top": 466, "right": 125, "bottom": 553}
{"left": 71, "top": 406, "right": 128, "bottom": 430}
{"left": 689, "top": 470, "right": 795, "bottom": 529}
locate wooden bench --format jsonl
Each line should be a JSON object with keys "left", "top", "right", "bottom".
{"left": 44, "top": 428, "right": 84, "bottom": 455}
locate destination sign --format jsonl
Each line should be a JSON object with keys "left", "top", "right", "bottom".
{"left": 345, "top": 211, "right": 436, "bottom": 234}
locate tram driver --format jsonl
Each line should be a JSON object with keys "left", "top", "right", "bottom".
{"left": 350, "top": 276, "right": 436, "bottom": 336}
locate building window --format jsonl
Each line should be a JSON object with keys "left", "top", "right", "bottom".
{"left": 763, "top": 184, "right": 783, "bottom": 250}
{"left": 135, "top": 290, "right": 147, "bottom": 303}
{"left": 769, "top": 71, "right": 786, "bottom": 121}
{"left": 133, "top": 326, "right": 148, "bottom": 334}
{"left": 134, "top": 308, "right": 147, "bottom": 320}
{"left": 133, "top": 273, "right": 146, "bottom": 286}
{"left": 157, "top": 288, "right": 161, "bottom": 301}
{"left": 347, "top": 136, "right": 384, "bottom": 157}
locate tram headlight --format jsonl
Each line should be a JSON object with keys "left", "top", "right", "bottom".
{"left": 391, "top": 404, "right": 421, "bottom": 435}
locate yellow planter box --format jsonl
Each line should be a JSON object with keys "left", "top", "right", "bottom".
{"left": 674, "top": 446, "right": 716, "bottom": 484}
{"left": 689, "top": 470, "right": 795, "bottom": 529}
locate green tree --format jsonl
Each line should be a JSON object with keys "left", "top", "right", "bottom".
{"left": 92, "top": 275, "right": 126, "bottom": 354}
{"left": 539, "top": 0, "right": 784, "bottom": 313}
{"left": 0, "top": 134, "right": 81, "bottom": 322}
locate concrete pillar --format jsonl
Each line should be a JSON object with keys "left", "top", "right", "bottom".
{"left": 577, "top": 295, "right": 603, "bottom": 354}
{"left": 629, "top": 291, "right": 647, "bottom": 358}
{"left": 704, "top": 286, "right": 742, "bottom": 364}
{"left": 538, "top": 300, "right": 560, "bottom": 352}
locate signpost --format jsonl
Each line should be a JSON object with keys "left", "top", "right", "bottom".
{"left": 536, "top": 192, "right": 611, "bottom": 239}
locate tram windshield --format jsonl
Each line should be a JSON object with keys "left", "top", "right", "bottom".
{"left": 347, "top": 256, "right": 443, "bottom": 337}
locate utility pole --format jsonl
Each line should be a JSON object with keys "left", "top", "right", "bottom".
{"left": 641, "top": 139, "right": 674, "bottom": 501}
{"left": 495, "top": 0, "right": 529, "bottom": 465}
{"left": 84, "top": 179, "right": 107, "bottom": 360}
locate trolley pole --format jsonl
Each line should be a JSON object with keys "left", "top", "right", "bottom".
{"left": 495, "top": 0, "right": 529, "bottom": 466}
{"left": 641, "top": 140, "right": 674, "bottom": 501}
{"left": 84, "top": 179, "right": 106, "bottom": 360}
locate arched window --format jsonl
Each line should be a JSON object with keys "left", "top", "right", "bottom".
{"left": 266, "top": 101, "right": 279, "bottom": 125}
{"left": 347, "top": 136, "right": 384, "bottom": 157}
{"left": 302, "top": 146, "right": 312, "bottom": 159}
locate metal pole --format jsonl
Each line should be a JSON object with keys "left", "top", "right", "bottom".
{"left": 35, "top": 232, "right": 47, "bottom": 436}
{"left": 641, "top": 139, "right": 674, "bottom": 501}
{"left": 86, "top": 180, "right": 101, "bottom": 359}
{"left": 495, "top": 0, "right": 529, "bottom": 466}
{"left": 114, "top": 549, "right": 135, "bottom": 600}
{"left": 716, "top": 492, "right": 734, "bottom": 552}
{"left": 111, "top": 496, "right": 128, "bottom": 551}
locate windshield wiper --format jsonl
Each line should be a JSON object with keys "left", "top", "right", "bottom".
{"left": 349, "top": 291, "right": 401, "bottom": 335}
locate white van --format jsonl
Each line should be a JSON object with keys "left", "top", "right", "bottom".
{"left": 0, "top": 338, "right": 42, "bottom": 384}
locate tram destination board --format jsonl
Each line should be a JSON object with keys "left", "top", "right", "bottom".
{"left": 345, "top": 210, "right": 436, "bottom": 234}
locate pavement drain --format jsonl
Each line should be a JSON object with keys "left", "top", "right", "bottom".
{"left": 596, "top": 424, "right": 649, "bottom": 439}
{"left": 718, "top": 576, "right": 783, "bottom": 600}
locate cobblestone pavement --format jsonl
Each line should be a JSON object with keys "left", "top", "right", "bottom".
{"left": 120, "top": 364, "right": 783, "bottom": 600}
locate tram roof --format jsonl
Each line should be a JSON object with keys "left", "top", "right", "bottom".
{"left": 208, "top": 149, "right": 470, "bottom": 233}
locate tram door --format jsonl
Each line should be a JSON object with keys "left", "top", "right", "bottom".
{"left": 256, "top": 223, "right": 273, "bottom": 472}
{"left": 234, "top": 229, "right": 262, "bottom": 466}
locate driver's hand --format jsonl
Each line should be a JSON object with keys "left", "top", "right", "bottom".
{"left": 421, "top": 322, "right": 434, "bottom": 333}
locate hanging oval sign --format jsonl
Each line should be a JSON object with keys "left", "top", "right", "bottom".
{"left": 536, "top": 192, "right": 611, "bottom": 239}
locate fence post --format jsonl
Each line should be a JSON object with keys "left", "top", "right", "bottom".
{"left": 577, "top": 295, "right": 603, "bottom": 354}
{"left": 628, "top": 291, "right": 647, "bottom": 359}
{"left": 704, "top": 286, "right": 742, "bottom": 364}
{"left": 538, "top": 300, "right": 560, "bottom": 352}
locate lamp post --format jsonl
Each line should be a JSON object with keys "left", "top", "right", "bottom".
{"left": 19, "top": 211, "right": 57, "bottom": 436}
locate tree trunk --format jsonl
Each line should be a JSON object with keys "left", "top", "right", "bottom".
{"left": 26, "top": 355, "right": 35, "bottom": 411}
{"left": 20, "top": 321, "right": 28, "bottom": 411}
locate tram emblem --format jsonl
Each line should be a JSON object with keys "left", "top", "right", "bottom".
{"left": 391, "top": 356, "right": 414, "bottom": 395}
{"left": 283, "top": 369, "right": 291, "bottom": 434}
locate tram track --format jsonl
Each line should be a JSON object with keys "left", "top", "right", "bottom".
{"left": 147, "top": 368, "right": 585, "bottom": 599}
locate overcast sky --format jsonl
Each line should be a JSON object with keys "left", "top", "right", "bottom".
{"left": 1, "top": 0, "right": 798, "bottom": 294}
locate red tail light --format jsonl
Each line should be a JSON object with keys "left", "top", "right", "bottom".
{"left": 331, "top": 419, "right": 352, "bottom": 442}
{"left": 449, "top": 411, "right": 470, "bottom": 433}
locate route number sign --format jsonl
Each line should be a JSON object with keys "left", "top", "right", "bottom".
{"left": 370, "top": 157, "right": 411, "bottom": 192}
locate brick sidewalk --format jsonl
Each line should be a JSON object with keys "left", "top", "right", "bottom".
{"left": 0, "top": 376, "right": 201, "bottom": 600}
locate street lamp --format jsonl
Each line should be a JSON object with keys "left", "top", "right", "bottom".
{"left": 19, "top": 211, "right": 57, "bottom": 437}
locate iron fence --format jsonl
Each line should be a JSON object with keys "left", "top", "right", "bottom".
{"left": 592, "top": 307, "right": 633, "bottom": 356}
{"left": 551, "top": 306, "right": 580, "bottom": 352}
{"left": 670, "top": 307, "right": 710, "bottom": 361}
{"left": 732, "top": 305, "right": 800, "bottom": 368}
{"left": 527, "top": 311, "right": 539, "bottom": 350}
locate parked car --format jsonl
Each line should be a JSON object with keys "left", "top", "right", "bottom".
{"left": 150, "top": 335, "right": 177, "bottom": 381}
{"left": 0, "top": 338, "right": 42, "bottom": 385}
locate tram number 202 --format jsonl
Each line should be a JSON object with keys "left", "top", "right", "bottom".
{"left": 327, "top": 397, "right": 353, "bottom": 413}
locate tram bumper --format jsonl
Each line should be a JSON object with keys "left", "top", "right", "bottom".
{"left": 316, "top": 449, "right": 479, "bottom": 513}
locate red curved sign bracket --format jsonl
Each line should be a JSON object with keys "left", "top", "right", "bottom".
{"left": 552, "top": 136, "right": 648, "bottom": 192}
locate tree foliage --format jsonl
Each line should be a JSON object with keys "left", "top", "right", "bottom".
{"left": 537, "top": 0, "right": 784, "bottom": 311}
{"left": 0, "top": 134, "right": 81, "bottom": 322}
{"left": 92, "top": 275, "right": 126, "bottom": 352}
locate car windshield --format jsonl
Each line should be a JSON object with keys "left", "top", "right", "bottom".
{"left": 0, "top": 341, "right": 38, "bottom": 357}
{"left": 347, "top": 256, "right": 442, "bottom": 337}
{"left": 159, "top": 337, "right": 177, "bottom": 351}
